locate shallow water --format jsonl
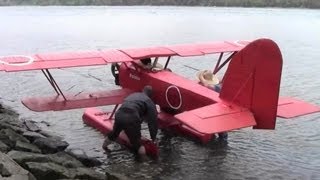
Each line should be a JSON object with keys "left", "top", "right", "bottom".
{"left": 0, "top": 6, "right": 320, "bottom": 179}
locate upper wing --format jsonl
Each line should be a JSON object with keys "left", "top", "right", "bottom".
{"left": 0, "top": 50, "right": 133, "bottom": 72}
{"left": 0, "top": 40, "right": 249, "bottom": 72}
{"left": 277, "top": 97, "right": 320, "bottom": 118}
{"left": 122, "top": 40, "right": 249, "bottom": 58}
{"left": 174, "top": 103, "right": 256, "bottom": 134}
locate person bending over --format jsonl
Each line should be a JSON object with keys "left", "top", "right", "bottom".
{"left": 105, "top": 85, "right": 158, "bottom": 155}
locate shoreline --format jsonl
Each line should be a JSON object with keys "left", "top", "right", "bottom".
{"left": 0, "top": 6, "right": 319, "bottom": 10}
{"left": 0, "top": 103, "right": 123, "bottom": 180}
{"left": 0, "top": 5, "right": 319, "bottom": 11}
{"left": 0, "top": 3, "right": 319, "bottom": 9}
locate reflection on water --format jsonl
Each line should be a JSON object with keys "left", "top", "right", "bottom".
{"left": 0, "top": 6, "right": 320, "bottom": 179}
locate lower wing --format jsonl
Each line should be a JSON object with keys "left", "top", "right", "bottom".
{"left": 22, "top": 88, "right": 133, "bottom": 112}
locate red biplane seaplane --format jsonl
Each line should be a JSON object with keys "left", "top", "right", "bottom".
{"left": 1, "top": 38, "right": 319, "bottom": 156}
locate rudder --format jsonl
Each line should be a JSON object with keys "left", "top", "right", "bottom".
{"left": 220, "top": 39, "right": 282, "bottom": 129}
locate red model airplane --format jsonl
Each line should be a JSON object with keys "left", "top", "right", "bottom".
{"left": 1, "top": 38, "right": 319, "bottom": 152}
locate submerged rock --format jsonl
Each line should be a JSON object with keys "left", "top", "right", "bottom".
{"left": 71, "top": 167, "right": 106, "bottom": 180}
{"left": 66, "top": 148, "right": 102, "bottom": 167}
{"left": 106, "top": 171, "right": 131, "bottom": 180}
{"left": 49, "top": 151, "right": 84, "bottom": 168}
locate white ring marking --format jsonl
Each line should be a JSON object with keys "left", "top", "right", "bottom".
{"left": 165, "top": 85, "right": 182, "bottom": 110}
{"left": 0, "top": 55, "right": 34, "bottom": 66}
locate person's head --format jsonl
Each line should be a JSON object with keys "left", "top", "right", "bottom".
{"left": 142, "top": 85, "right": 153, "bottom": 97}
{"left": 197, "top": 70, "right": 219, "bottom": 87}
{"left": 140, "top": 58, "right": 152, "bottom": 66}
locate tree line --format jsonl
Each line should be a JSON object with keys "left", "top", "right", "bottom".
{"left": 0, "top": 0, "right": 319, "bottom": 8}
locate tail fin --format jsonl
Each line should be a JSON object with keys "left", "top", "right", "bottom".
{"left": 219, "top": 39, "right": 282, "bottom": 129}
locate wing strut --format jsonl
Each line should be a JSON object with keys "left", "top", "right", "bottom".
{"left": 152, "top": 57, "right": 159, "bottom": 68}
{"left": 164, "top": 56, "right": 171, "bottom": 69}
{"left": 41, "top": 69, "right": 67, "bottom": 100}
{"left": 213, "top": 52, "right": 237, "bottom": 74}
{"left": 213, "top": 52, "right": 224, "bottom": 73}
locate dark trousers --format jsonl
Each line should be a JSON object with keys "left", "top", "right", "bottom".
{"left": 108, "top": 110, "right": 142, "bottom": 153}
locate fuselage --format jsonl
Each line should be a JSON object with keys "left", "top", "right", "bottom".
{"left": 119, "top": 62, "right": 221, "bottom": 114}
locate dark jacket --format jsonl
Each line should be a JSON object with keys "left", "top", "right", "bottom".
{"left": 119, "top": 92, "right": 158, "bottom": 141}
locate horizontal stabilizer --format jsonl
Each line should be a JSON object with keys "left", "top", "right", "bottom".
{"left": 22, "top": 88, "right": 133, "bottom": 112}
{"left": 175, "top": 103, "right": 256, "bottom": 134}
{"left": 277, "top": 97, "right": 320, "bottom": 118}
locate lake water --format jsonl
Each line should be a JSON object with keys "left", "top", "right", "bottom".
{"left": 0, "top": 6, "right": 320, "bottom": 180}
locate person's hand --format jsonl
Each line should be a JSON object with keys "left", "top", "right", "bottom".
{"left": 152, "top": 139, "right": 159, "bottom": 146}
{"left": 138, "top": 145, "right": 146, "bottom": 155}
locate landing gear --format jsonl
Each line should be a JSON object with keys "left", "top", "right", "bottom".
{"left": 111, "top": 63, "right": 120, "bottom": 85}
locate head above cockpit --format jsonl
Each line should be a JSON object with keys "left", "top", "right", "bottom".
{"left": 140, "top": 58, "right": 152, "bottom": 66}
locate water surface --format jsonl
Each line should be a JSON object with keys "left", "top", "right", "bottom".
{"left": 0, "top": 6, "right": 319, "bottom": 180}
